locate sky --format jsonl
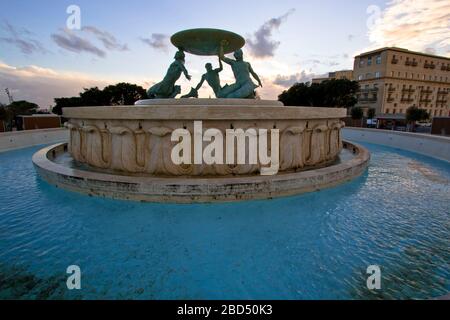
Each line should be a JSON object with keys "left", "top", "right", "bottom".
{"left": 0, "top": 0, "right": 449, "bottom": 108}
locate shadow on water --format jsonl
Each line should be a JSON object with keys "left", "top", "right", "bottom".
{"left": 0, "top": 263, "right": 82, "bottom": 300}
{"left": 348, "top": 239, "right": 450, "bottom": 300}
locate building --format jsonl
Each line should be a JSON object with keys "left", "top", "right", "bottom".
{"left": 16, "top": 114, "right": 61, "bottom": 131}
{"left": 312, "top": 70, "right": 353, "bottom": 84}
{"left": 353, "top": 47, "right": 450, "bottom": 119}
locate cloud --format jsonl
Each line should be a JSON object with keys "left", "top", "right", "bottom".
{"left": 366, "top": 0, "right": 450, "bottom": 56}
{"left": 82, "top": 26, "right": 129, "bottom": 51}
{"left": 0, "top": 21, "right": 47, "bottom": 55}
{"left": 0, "top": 61, "right": 109, "bottom": 108}
{"left": 246, "top": 9, "right": 295, "bottom": 58}
{"left": 52, "top": 29, "right": 106, "bottom": 57}
{"left": 272, "top": 71, "right": 315, "bottom": 87}
{"left": 140, "top": 33, "right": 169, "bottom": 51}
{"left": 51, "top": 26, "right": 129, "bottom": 58}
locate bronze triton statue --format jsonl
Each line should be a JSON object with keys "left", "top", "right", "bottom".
{"left": 147, "top": 28, "right": 262, "bottom": 100}
{"left": 147, "top": 49, "right": 192, "bottom": 99}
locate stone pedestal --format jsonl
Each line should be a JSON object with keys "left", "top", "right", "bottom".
{"left": 63, "top": 99, "right": 347, "bottom": 177}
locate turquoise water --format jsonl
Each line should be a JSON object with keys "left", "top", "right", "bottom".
{"left": 0, "top": 143, "right": 449, "bottom": 300}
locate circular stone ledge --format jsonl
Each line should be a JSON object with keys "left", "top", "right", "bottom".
{"left": 135, "top": 98, "right": 283, "bottom": 106}
{"left": 33, "top": 142, "right": 370, "bottom": 203}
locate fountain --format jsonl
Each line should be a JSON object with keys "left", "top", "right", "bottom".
{"left": 33, "top": 28, "right": 369, "bottom": 203}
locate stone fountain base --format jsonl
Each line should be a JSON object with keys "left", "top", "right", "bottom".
{"left": 33, "top": 99, "right": 370, "bottom": 203}
{"left": 33, "top": 141, "right": 369, "bottom": 203}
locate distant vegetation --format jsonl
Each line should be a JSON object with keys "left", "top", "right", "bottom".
{"left": 52, "top": 82, "right": 148, "bottom": 115}
{"left": 406, "top": 106, "right": 430, "bottom": 132}
{"left": 0, "top": 100, "right": 39, "bottom": 131}
{"left": 278, "top": 79, "right": 360, "bottom": 109}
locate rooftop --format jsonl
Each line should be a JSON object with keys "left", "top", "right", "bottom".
{"left": 355, "top": 47, "right": 450, "bottom": 61}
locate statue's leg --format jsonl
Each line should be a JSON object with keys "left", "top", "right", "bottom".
{"left": 226, "top": 82, "right": 256, "bottom": 99}
{"left": 181, "top": 88, "right": 199, "bottom": 98}
{"left": 217, "top": 83, "right": 240, "bottom": 98}
{"left": 169, "top": 86, "right": 181, "bottom": 98}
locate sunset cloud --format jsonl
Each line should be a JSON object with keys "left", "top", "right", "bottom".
{"left": 366, "top": 0, "right": 450, "bottom": 56}
{"left": 0, "top": 21, "right": 48, "bottom": 55}
{"left": 246, "top": 9, "right": 295, "bottom": 59}
{"left": 0, "top": 61, "right": 109, "bottom": 108}
{"left": 140, "top": 33, "right": 170, "bottom": 52}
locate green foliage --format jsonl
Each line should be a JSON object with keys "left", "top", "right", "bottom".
{"left": 367, "top": 108, "right": 376, "bottom": 119}
{"left": 0, "top": 100, "right": 39, "bottom": 131}
{"left": 7, "top": 100, "right": 39, "bottom": 116}
{"left": 52, "top": 97, "right": 83, "bottom": 116}
{"left": 0, "top": 104, "right": 6, "bottom": 121}
{"left": 406, "top": 106, "right": 429, "bottom": 123}
{"left": 351, "top": 107, "right": 364, "bottom": 120}
{"left": 278, "top": 79, "right": 360, "bottom": 108}
{"left": 52, "top": 83, "right": 148, "bottom": 115}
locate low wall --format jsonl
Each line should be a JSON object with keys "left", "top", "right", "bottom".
{"left": 343, "top": 127, "right": 450, "bottom": 163}
{"left": 0, "top": 128, "right": 69, "bottom": 153}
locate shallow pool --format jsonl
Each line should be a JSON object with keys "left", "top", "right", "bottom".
{"left": 0, "top": 142, "right": 449, "bottom": 299}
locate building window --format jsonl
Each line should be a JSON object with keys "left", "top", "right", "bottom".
{"left": 366, "top": 73, "right": 372, "bottom": 79}
{"left": 368, "top": 57, "right": 372, "bottom": 66}
{"left": 359, "top": 59, "right": 364, "bottom": 67}
{"left": 386, "top": 109, "right": 390, "bottom": 114}
{"left": 376, "top": 55, "right": 381, "bottom": 64}
{"left": 375, "top": 71, "right": 381, "bottom": 78}
{"left": 391, "top": 71, "right": 394, "bottom": 77}
{"left": 358, "top": 75, "right": 364, "bottom": 80}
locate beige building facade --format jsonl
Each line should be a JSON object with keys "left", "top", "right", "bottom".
{"left": 353, "top": 47, "right": 450, "bottom": 118}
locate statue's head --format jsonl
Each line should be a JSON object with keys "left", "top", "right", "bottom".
{"left": 174, "top": 50, "right": 185, "bottom": 61}
{"left": 205, "top": 63, "right": 213, "bottom": 71}
{"left": 234, "top": 49, "right": 243, "bottom": 61}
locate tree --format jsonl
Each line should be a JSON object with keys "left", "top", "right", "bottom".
{"left": 1, "top": 100, "right": 39, "bottom": 131}
{"left": 351, "top": 107, "right": 364, "bottom": 120}
{"left": 0, "top": 104, "right": 6, "bottom": 121}
{"left": 103, "top": 83, "right": 148, "bottom": 105}
{"left": 278, "top": 79, "right": 359, "bottom": 108}
{"left": 52, "top": 83, "right": 148, "bottom": 115}
{"left": 52, "top": 97, "right": 83, "bottom": 115}
{"left": 406, "top": 106, "right": 429, "bottom": 132}
{"left": 367, "top": 108, "right": 376, "bottom": 119}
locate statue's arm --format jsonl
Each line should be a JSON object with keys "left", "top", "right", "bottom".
{"left": 215, "top": 56, "right": 223, "bottom": 72}
{"left": 195, "top": 75, "right": 206, "bottom": 91}
{"left": 219, "top": 41, "right": 234, "bottom": 65}
{"left": 248, "top": 63, "right": 262, "bottom": 87}
{"left": 178, "top": 61, "right": 192, "bottom": 80}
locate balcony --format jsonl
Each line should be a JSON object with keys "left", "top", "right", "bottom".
{"left": 419, "top": 99, "right": 432, "bottom": 103}
{"left": 402, "top": 88, "right": 415, "bottom": 93}
{"left": 421, "top": 89, "right": 433, "bottom": 94}
{"left": 387, "top": 97, "right": 395, "bottom": 103}
{"left": 405, "top": 60, "right": 418, "bottom": 67}
{"left": 401, "top": 98, "right": 414, "bottom": 103}
{"left": 387, "top": 86, "right": 396, "bottom": 92}
{"left": 424, "top": 63, "right": 435, "bottom": 69}
{"left": 436, "top": 99, "right": 447, "bottom": 104}
{"left": 437, "top": 90, "right": 448, "bottom": 95}
{"left": 391, "top": 58, "right": 399, "bottom": 64}
{"left": 359, "top": 88, "right": 379, "bottom": 94}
